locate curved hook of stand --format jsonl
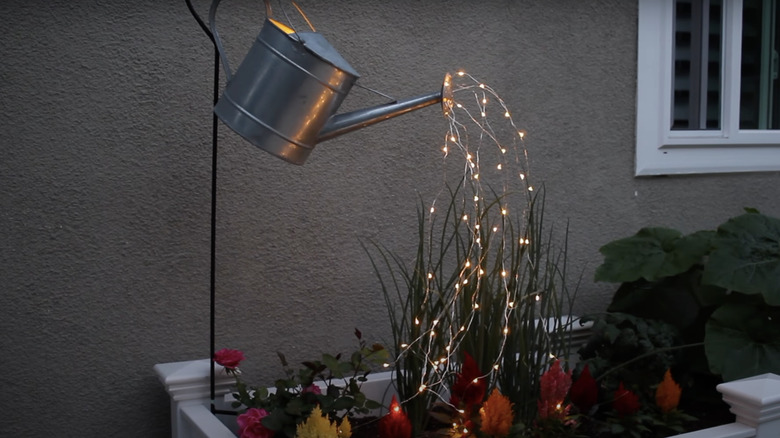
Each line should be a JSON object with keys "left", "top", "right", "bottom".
{"left": 185, "top": 0, "right": 215, "bottom": 44}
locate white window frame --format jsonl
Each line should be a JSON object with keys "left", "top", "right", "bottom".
{"left": 636, "top": 0, "right": 780, "bottom": 176}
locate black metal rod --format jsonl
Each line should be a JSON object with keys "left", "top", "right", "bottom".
{"left": 208, "top": 44, "right": 220, "bottom": 412}
{"left": 185, "top": 0, "right": 221, "bottom": 413}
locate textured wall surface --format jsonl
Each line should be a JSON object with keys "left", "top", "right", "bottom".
{"left": 1, "top": 1, "right": 778, "bottom": 436}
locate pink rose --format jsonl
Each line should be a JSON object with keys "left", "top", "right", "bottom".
{"left": 302, "top": 384, "right": 322, "bottom": 395}
{"left": 237, "top": 408, "right": 273, "bottom": 438}
{"left": 214, "top": 348, "right": 244, "bottom": 370}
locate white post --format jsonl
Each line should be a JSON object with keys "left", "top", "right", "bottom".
{"left": 718, "top": 373, "right": 780, "bottom": 438}
{"left": 668, "top": 373, "right": 780, "bottom": 438}
{"left": 154, "top": 359, "right": 237, "bottom": 438}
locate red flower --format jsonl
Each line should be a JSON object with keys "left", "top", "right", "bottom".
{"left": 570, "top": 364, "right": 598, "bottom": 414}
{"left": 237, "top": 408, "right": 274, "bottom": 438}
{"left": 450, "top": 352, "right": 487, "bottom": 410}
{"left": 537, "top": 360, "right": 572, "bottom": 420}
{"left": 379, "top": 395, "right": 412, "bottom": 438}
{"left": 613, "top": 382, "right": 640, "bottom": 417}
{"left": 214, "top": 348, "right": 245, "bottom": 370}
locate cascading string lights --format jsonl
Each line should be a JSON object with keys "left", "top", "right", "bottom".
{"left": 392, "top": 70, "right": 551, "bottom": 407}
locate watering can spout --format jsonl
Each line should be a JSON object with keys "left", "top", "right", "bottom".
{"left": 318, "top": 91, "right": 444, "bottom": 143}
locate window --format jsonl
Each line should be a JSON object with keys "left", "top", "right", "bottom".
{"left": 636, "top": 0, "right": 780, "bottom": 175}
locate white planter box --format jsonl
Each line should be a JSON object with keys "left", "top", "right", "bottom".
{"left": 156, "top": 320, "right": 780, "bottom": 438}
{"left": 154, "top": 360, "right": 396, "bottom": 437}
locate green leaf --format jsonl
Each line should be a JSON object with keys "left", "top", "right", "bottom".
{"left": 261, "top": 408, "right": 290, "bottom": 431}
{"left": 353, "top": 391, "right": 366, "bottom": 407}
{"left": 321, "top": 354, "right": 343, "bottom": 378}
{"left": 704, "top": 298, "right": 780, "bottom": 381}
{"left": 364, "top": 399, "right": 382, "bottom": 410}
{"left": 326, "top": 384, "right": 340, "bottom": 399}
{"left": 607, "top": 272, "right": 702, "bottom": 330}
{"left": 274, "top": 379, "right": 290, "bottom": 390}
{"left": 284, "top": 397, "right": 307, "bottom": 416}
{"left": 703, "top": 213, "right": 780, "bottom": 305}
{"left": 595, "top": 228, "right": 711, "bottom": 283}
{"left": 331, "top": 397, "right": 355, "bottom": 411}
{"left": 604, "top": 322, "right": 622, "bottom": 344}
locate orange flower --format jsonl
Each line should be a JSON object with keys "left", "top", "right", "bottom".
{"left": 479, "top": 388, "right": 514, "bottom": 437}
{"left": 655, "top": 369, "right": 682, "bottom": 413}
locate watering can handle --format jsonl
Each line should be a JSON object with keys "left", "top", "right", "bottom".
{"left": 208, "top": 0, "right": 316, "bottom": 82}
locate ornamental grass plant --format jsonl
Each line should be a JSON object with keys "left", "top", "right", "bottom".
{"left": 366, "top": 181, "right": 579, "bottom": 436}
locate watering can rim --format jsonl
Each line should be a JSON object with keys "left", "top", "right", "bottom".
{"left": 262, "top": 18, "right": 360, "bottom": 79}
{"left": 208, "top": 0, "right": 359, "bottom": 81}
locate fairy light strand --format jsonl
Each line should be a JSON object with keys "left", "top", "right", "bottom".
{"left": 393, "top": 70, "right": 543, "bottom": 407}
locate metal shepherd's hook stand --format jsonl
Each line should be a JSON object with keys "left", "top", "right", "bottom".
{"left": 184, "top": 0, "right": 232, "bottom": 416}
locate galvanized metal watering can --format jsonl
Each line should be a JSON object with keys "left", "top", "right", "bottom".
{"left": 209, "top": 0, "right": 449, "bottom": 165}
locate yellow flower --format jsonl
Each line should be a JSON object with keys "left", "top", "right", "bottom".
{"left": 655, "top": 369, "right": 682, "bottom": 413}
{"left": 296, "top": 406, "right": 351, "bottom": 438}
{"left": 338, "top": 416, "right": 351, "bottom": 438}
{"left": 479, "top": 388, "right": 514, "bottom": 437}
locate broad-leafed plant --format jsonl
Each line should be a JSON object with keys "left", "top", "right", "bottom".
{"left": 594, "top": 208, "right": 780, "bottom": 381}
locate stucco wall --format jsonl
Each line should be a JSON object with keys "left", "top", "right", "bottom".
{"left": 1, "top": 1, "right": 778, "bottom": 436}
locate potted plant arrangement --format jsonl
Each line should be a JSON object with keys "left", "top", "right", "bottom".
{"left": 209, "top": 77, "right": 776, "bottom": 438}
{"left": 205, "top": 83, "right": 780, "bottom": 438}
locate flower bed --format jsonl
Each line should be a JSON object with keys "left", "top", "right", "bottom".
{"left": 156, "top": 360, "right": 780, "bottom": 438}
